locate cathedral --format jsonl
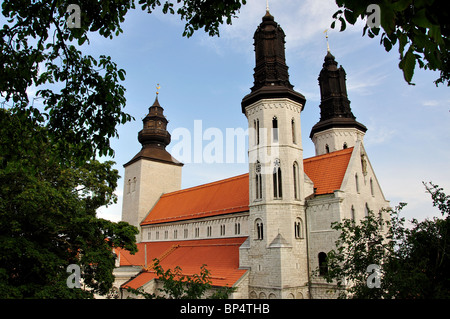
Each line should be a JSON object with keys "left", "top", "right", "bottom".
{"left": 112, "top": 9, "right": 390, "bottom": 299}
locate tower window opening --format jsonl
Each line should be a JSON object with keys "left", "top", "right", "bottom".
{"left": 255, "top": 161, "right": 262, "bottom": 200}
{"left": 325, "top": 144, "right": 330, "bottom": 153}
{"left": 272, "top": 116, "right": 278, "bottom": 142}
{"left": 273, "top": 159, "right": 282, "bottom": 199}
{"left": 291, "top": 118, "right": 296, "bottom": 144}
{"left": 343, "top": 142, "right": 348, "bottom": 149}
{"left": 318, "top": 252, "right": 328, "bottom": 276}
{"left": 294, "top": 218, "right": 303, "bottom": 239}
{"left": 293, "top": 162, "right": 299, "bottom": 200}
{"left": 255, "top": 219, "right": 264, "bottom": 240}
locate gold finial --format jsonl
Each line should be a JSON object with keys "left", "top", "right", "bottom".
{"left": 324, "top": 29, "right": 330, "bottom": 52}
{"left": 266, "top": 0, "right": 269, "bottom": 12}
{"left": 156, "top": 83, "right": 161, "bottom": 96}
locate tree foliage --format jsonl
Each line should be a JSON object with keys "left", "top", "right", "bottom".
{"left": 331, "top": 0, "right": 449, "bottom": 86}
{"left": 0, "top": 0, "right": 247, "bottom": 298}
{"left": 0, "top": 109, "right": 139, "bottom": 298}
{"left": 322, "top": 182, "right": 450, "bottom": 299}
{"left": 127, "top": 258, "right": 236, "bottom": 299}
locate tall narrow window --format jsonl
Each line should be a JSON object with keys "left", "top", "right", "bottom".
{"left": 132, "top": 177, "right": 137, "bottom": 192}
{"left": 351, "top": 205, "right": 355, "bottom": 221}
{"left": 272, "top": 116, "right": 278, "bottom": 142}
{"left": 291, "top": 118, "right": 296, "bottom": 144}
{"left": 293, "top": 162, "right": 299, "bottom": 200}
{"left": 273, "top": 159, "right": 282, "bottom": 198}
{"left": 294, "top": 218, "right": 303, "bottom": 239}
{"left": 255, "top": 219, "right": 264, "bottom": 240}
{"left": 325, "top": 144, "right": 330, "bottom": 154}
{"left": 343, "top": 142, "right": 348, "bottom": 149}
{"left": 174, "top": 229, "right": 177, "bottom": 239}
{"left": 370, "top": 178, "right": 374, "bottom": 196}
{"left": 255, "top": 161, "right": 262, "bottom": 200}
{"left": 256, "top": 119, "right": 260, "bottom": 145}
{"left": 127, "top": 179, "right": 131, "bottom": 194}
{"left": 365, "top": 203, "right": 370, "bottom": 217}
{"left": 318, "top": 252, "right": 328, "bottom": 276}
{"left": 355, "top": 173, "right": 360, "bottom": 193}
{"left": 235, "top": 223, "right": 241, "bottom": 235}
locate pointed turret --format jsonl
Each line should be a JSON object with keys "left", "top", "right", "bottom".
{"left": 310, "top": 51, "right": 367, "bottom": 138}
{"left": 310, "top": 51, "right": 367, "bottom": 155}
{"left": 125, "top": 96, "right": 182, "bottom": 167}
{"left": 241, "top": 10, "right": 305, "bottom": 112}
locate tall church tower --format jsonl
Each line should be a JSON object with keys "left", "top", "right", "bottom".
{"left": 121, "top": 96, "right": 183, "bottom": 237}
{"left": 240, "top": 9, "right": 310, "bottom": 299}
{"left": 310, "top": 49, "right": 367, "bottom": 155}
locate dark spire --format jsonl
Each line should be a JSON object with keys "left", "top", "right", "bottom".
{"left": 241, "top": 10, "right": 305, "bottom": 112}
{"left": 309, "top": 51, "right": 367, "bottom": 138}
{"left": 124, "top": 96, "right": 182, "bottom": 167}
{"left": 138, "top": 96, "right": 171, "bottom": 148}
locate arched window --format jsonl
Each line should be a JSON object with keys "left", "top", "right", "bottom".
{"left": 351, "top": 205, "right": 355, "bottom": 221}
{"left": 132, "top": 177, "right": 137, "bottom": 192}
{"left": 127, "top": 179, "right": 131, "bottom": 194}
{"left": 343, "top": 142, "right": 348, "bottom": 149}
{"left": 365, "top": 203, "right": 370, "bottom": 217}
{"left": 355, "top": 173, "right": 360, "bottom": 193}
{"left": 254, "top": 119, "right": 260, "bottom": 145}
{"left": 318, "top": 252, "right": 328, "bottom": 276}
{"left": 378, "top": 211, "right": 384, "bottom": 230}
{"left": 325, "top": 144, "right": 330, "bottom": 154}
{"left": 255, "top": 161, "right": 262, "bottom": 200}
{"left": 294, "top": 218, "right": 303, "bottom": 239}
{"left": 272, "top": 116, "right": 278, "bottom": 142}
{"left": 293, "top": 161, "right": 299, "bottom": 200}
{"left": 370, "top": 178, "right": 374, "bottom": 196}
{"left": 255, "top": 219, "right": 264, "bottom": 240}
{"left": 273, "top": 159, "right": 282, "bottom": 198}
{"left": 235, "top": 223, "right": 241, "bottom": 235}
{"left": 291, "top": 118, "right": 296, "bottom": 144}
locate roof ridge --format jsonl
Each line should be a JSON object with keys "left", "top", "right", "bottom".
{"left": 303, "top": 147, "right": 353, "bottom": 162}
{"left": 160, "top": 173, "right": 249, "bottom": 197}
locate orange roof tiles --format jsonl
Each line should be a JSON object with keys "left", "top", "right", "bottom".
{"left": 118, "top": 237, "right": 248, "bottom": 289}
{"left": 303, "top": 147, "right": 353, "bottom": 195}
{"left": 141, "top": 173, "right": 249, "bottom": 226}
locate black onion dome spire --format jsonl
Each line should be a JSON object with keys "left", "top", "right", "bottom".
{"left": 309, "top": 51, "right": 367, "bottom": 138}
{"left": 241, "top": 10, "right": 306, "bottom": 112}
{"left": 138, "top": 96, "right": 171, "bottom": 148}
{"left": 124, "top": 96, "right": 182, "bottom": 167}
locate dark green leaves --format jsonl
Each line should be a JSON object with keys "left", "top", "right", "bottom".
{"left": 330, "top": 0, "right": 450, "bottom": 86}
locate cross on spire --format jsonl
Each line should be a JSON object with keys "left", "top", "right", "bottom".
{"left": 324, "top": 29, "right": 330, "bottom": 52}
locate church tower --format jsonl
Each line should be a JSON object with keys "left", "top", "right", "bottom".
{"left": 240, "top": 8, "right": 310, "bottom": 299}
{"left": 310, "top": 49, "right": 367, "bottom": 155}
{"left": 121, "top": 95, "right": 183, "bottom": 237}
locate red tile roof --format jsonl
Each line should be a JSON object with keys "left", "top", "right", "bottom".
{"left": 140, "top": 148, "right": 353, "bottom": 226}
{"left": 141, "top": 173, "right": 249, "bottom": 226}
{"left": 118, "top": 237, "right": 248, "bottom": 289}
{"left": 303, "top": 147, "right": 353, "bottom": 195}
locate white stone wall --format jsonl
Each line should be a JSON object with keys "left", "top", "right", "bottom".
{"left": 242, "top": 97, "right": 310, "bottom": 298}
{"left": 306, "top": 143, "right": 391, "bottom": 298}
{"left": 141, "top": 212, "right": 249, "bottom": 242}
{"left": 311, "top": 127, "right": 365, "bottom": 156}
{"left": 121, "top": 159, "right": 182, "bottom": 237}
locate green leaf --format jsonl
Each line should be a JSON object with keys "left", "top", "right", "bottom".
{"left": 400, "top": 49, "right": 416, "bottom": 84}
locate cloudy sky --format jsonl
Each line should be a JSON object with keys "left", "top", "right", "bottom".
{"left": 68, "top": 0, "right": 448, "bottom": 224}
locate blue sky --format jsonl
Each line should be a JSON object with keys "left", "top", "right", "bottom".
{"left": 31, "top": 0, "right": 450, "bottom": 223}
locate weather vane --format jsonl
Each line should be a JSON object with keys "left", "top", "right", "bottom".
{"left": 324, "top": 29, "right": 330, "bottom": 52}
{"left": 156, "top": 83, "right": 161, "bottom": 96}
